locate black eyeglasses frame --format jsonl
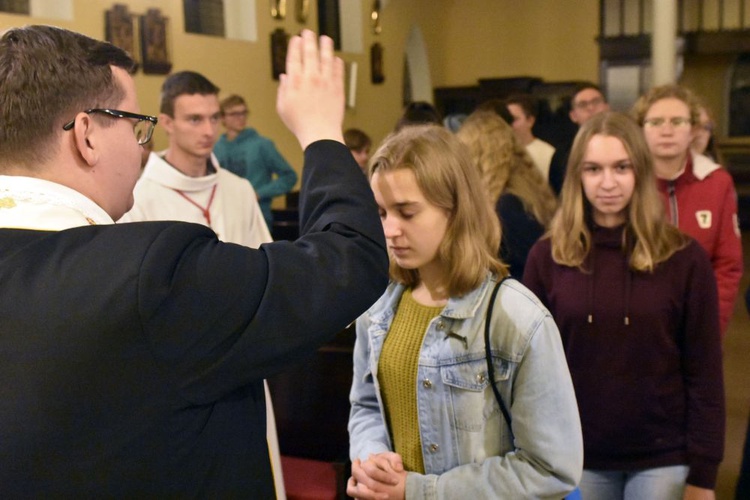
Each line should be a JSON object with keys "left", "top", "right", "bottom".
{"left": 62, "top": 108, "right": 158, "bottom": 145}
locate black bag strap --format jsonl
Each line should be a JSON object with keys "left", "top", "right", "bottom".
{"left": 484, "top": 276, "right": 514, "bottom": 438}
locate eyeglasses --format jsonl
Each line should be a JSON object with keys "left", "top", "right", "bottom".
{"left": 573, "top": 96, "right": 604, "bottom": 110}
{"left": 643, "top": 117, "right": 692, "bottom": 129}
{"left": 62, "top": 108, "right": 158, "bottom": 145}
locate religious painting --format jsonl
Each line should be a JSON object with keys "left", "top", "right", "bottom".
{"left": 105, "top": 4, "right": 137, "bottom": 68}
{"left": 140, "top": 8, "right": 172, "bottom": 75}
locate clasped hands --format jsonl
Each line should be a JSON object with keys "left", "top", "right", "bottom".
{"left": 346, "top": 452, "right": 407, "bottom": 500}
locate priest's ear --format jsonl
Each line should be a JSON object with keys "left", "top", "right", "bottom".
{"left": 67, "top": 112, "right": 101, "bottom": 166}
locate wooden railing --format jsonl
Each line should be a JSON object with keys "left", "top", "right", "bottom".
{"left": 601, "top": 0, "right": 750, "bottom": 38}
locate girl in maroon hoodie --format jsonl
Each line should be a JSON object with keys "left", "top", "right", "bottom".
{"left": 524, "top": 112, "right": 724, "bottom": 500}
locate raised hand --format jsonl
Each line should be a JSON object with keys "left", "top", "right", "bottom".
{"left": 276, "top": 29, "right": 345, "bottom": 150}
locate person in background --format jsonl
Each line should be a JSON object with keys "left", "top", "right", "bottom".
{"left": 457, "top": 110, "right": 557, "bottom": 278}
{"left": 394, "top": 101, "right": 441, "bottom": 131}
{"left": 214, "top": 94, "right": 298, "bottom": 229}
{"left": 121, "top": 72, "right": 270, "bottom": 247}
{"left": 692, "top": 101, "right": 718, "bottom": 161}
{"left": 344, "top": 127, "right": 372, "bottom": 175}
{"left": 632, "top": 84, "right": 742, "bottom": 337}
{"left": 505, "top": 93, "right": 556, "bottom": 179}
{"left": 347, "top": 124, "right": 582, "bottom": 499}
{"left": 548, "top": 83, "right": 610, "bottom": 195}
{"left": 0, "top": 26, "right": 388, "bottom": 496}
{"left": 524, "top": 112, "right": 724, "bottom": 500}
{"left": 475, "top": 98, "right": 515, "bottom": 125}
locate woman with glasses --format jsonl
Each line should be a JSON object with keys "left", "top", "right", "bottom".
{"left": 524, "top": 112, "right": 724, "bottom": 500}
{"left": 632, "top": 84, "right": 742, "bottom": 337}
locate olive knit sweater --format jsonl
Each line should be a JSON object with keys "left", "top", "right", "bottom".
{"left": 378, "top": 289, "right": 443, "bottom": 473}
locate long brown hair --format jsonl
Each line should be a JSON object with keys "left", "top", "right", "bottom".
{"left": 550, "top": 112, "right": 688, "bottom": 271}
{"left": 457, "top": 110, "right": 557, "bottom": 228}
{"left": 369, "top": 125, "right": 507, "bottom": 296}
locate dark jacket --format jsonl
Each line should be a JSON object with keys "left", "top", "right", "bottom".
{"left": 496, "top": 192, "right": 545, "bottom": 279}
{"left": 0, "top": 140, "right": 388, "bottom": 498}
{"left": 523, "top": 225, "right": 724, "bottom": 489}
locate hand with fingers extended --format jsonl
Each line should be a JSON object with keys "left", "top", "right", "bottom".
{"left": 276, "top": 29, "right": 345, "bottom": 150}
{"left": 347, "top": 452, "right": 407, "bottom": 500}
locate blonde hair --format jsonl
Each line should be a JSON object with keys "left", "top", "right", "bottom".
{"left": 631, "top": 84, "right": 700, "bottom": 126}
{"left": 369, "top": 125, "right": 507, "bottom": 296}
{"left": 550, "top": 112, "right": 688, "bottom": 271}
{"left": 219, "top": 94, "right": 246, "bottom": 114}
{"left": 457, "top": 110, "right": 557, "bottom": 228}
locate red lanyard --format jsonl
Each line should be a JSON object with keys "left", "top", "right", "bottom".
{"left": 172, "top": 184, "right": 218, "bottom": 227}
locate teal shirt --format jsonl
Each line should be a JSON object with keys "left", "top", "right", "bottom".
{"left": 214, "top": 127, "right": 298, "bottom": 227}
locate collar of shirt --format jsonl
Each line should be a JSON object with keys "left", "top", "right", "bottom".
{"left": 0, "top": 175, "right": 113, "bottom": 230}
{"left": 142, "top": 152, "right": 220, "bottom": 192}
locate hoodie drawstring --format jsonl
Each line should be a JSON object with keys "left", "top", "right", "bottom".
{"left": 586, "top": 238, "right": 632, "bottom": 327}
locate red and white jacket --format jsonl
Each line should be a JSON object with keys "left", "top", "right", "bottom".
{"left": 657, "top": 153, "right": 743, "bottom": 336}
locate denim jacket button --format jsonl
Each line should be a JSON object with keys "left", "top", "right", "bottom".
{"left": 429, "top": 443, "right": 439, "bottom": 452}
{"left": 476, "top": 373, "right": 486, "bottom": 383}
{"left": 422, "top": 379, "right": 432, "bottom": 388}
{"left": 436, "top": 320, "right": 445, "bottom": 331}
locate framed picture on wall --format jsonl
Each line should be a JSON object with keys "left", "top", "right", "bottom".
{"left": 317, "top": 0, "right": 341, "bottom": 50}
{"left": 140, "top": 9, "right": 172, "bottom": 75}
{"left": 271, "top": 28, "right": 289, "bottom": 80}
{"left": 371, "top": 42, "right": 384, "bottom": 84}
{"left": 105, "top": 4, "right": 137, "bottom": 68}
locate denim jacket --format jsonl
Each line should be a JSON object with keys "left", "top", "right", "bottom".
{"left": 348, "top": 274, "right": 583, "bottom": 499}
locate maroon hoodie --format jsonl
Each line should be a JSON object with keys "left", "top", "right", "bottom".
{"left": 523, "top": 224, "right": 724, "bottom": 489}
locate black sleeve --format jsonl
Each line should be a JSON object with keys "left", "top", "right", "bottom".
{"left": 548, "top": 146, "right": 569, "bottom": 196}
{"left": 140, "top": 140, "right": 388, "bottom": 404}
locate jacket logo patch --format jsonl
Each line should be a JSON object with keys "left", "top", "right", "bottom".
{"left": 696, "top": 210, "right": 712, "bottom": 229}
